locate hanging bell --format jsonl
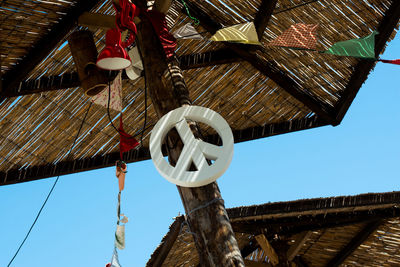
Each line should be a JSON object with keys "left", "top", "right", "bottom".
{"left": 97, "top": 28, "right": 132, "bottom": 70}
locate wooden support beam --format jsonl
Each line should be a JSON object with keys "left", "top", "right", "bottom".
{"left": 78, "top": 12, "right": 116, "bottom": 29}
{"left": 333, "top": 0, "right": 400, "bottom": 125}
{"left": 1, "top": 0, "right": 103, "bottom": 97}
{"left": 179, "top": 48, "right": 242, "bottom": 70}
{"left": 255, "top": 234, "right": 279, "bottom": 266}
{"left": 231, "top": 207, "right": 396, "bottom": 238}
{"left": 286, "top": 231, "right": 312, "bottom": 261}
{"left": 254, "top": 0, "right": 278, "bottom": 40}
{"left": 325, "top": 220, "right": 382, "bottom": 267}
{"left": 0, "top": 116, "right": 324, "bottom": 186}
{"left": 241, "top": 237, "right": 261, "bottom": 258}
{"left": 1, "top": 73, "right": 80, "bottom": 98}
{"left": 244, "top": 259, "right": 272, "bottom": 267}
{"left": 293, "top": 256, "right": 310, "bottom": 267}
{"left": 182, "top": 1, "right": 336, "bottom": 125}
{"left": 146, "top": 216, "right": 185, "bottom": 267}
{"left": 2, "top": 49, "right": 241, "bottom": 98}
{"left": 153, "top": 0, "right": 172, "bottom": 14}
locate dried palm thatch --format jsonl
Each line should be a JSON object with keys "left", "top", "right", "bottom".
{"left": 147, "top": 191, "right": 400, "bottom": 266}
{"left": 0, "top": 0, "right": 399, "bottom": 185}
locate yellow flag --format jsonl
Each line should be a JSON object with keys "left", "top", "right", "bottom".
{"left": 210, "top": 22, "right": 261, "bottom": 45}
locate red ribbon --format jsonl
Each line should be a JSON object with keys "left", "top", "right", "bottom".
{"left": 379, "top": 59, "right": 400, "bottom": 65}
{"left": 119, "top": 115, "right": 139, "bottom": 160}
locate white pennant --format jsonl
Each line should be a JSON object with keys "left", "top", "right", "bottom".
{"left": 173, "top": 23, "right": 203, "bottom": 40}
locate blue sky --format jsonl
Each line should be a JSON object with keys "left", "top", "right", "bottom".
{"left": 0, "top": 34, "right": 399, "bottom": 267}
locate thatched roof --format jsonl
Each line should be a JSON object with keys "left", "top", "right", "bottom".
{"left": 1, "top": 0, "right": 399, "bottom": 186}
{"left": 147, "top": 191, "right": 400, "bottom": 266}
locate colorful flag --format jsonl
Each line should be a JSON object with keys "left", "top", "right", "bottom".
{"left": 268, "top": 23, "right": 318, "bottom": 50}
{"left": 322, "top": 31, "right": 378, "bottom": 59}
{"left": 379, "top": 59, "right": 400, "bottom": 65}
{"left": 91, "top": 72, "right": 122, "bottom": 112}
{"left": 210, "top": 22, "right": 261, "bottom": 45}
{"left": 173, "top": 23, "right": 203, "bottom": 40}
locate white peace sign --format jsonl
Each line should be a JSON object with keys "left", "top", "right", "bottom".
{"left": 150, "top": 106, "right": 234, "bottom": 187}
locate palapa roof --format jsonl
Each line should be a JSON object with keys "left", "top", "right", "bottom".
{"left": 0, "top": 0, "right": 399, "bottom": 186}
{"left": 147, "top": 191, "right": 400, "bottom": 266}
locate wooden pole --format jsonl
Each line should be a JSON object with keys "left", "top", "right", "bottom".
{"left": 133, "top": 1, "right": 244, "bottom": 266}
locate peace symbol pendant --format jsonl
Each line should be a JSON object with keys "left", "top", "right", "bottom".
{"left": 149, "top": 106, "right": 234, "bottom": 187}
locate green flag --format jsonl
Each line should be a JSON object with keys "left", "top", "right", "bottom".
{"left": 322, "top": 31, "right": 378, "bottom": 59}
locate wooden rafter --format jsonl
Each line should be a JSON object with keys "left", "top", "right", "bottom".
{"left": 0, "top": 115, "right": 324, "bottom": 186}
{"left": 183, "top": 1, "right": 336, "bottom": 125}
{"left": 241, "top": 236, "right": 260, "bottom": 258}
{"left": 254, "top": 0, "right": 278, "bottom": 39}
{"left": 1, "top": 0, "right": 103, "bottom": 96}
{"left": 325, "top": 220, "right": 382, "bottom": 267}
{"left": 2, "top": 50, "right": 241, "bottom": 98}
{"left": 231, "top": 208, "right": 396, "bottom": 237}
{"left": 146, "top": 216, "right": 185, "bottom": 267}
{"left": 179, "top": 48, "right": 242, "bottom": 70}
{"left": 293, "top": 256, "right": 310, "bottom": 267}
{"left": 333, "top": 0, "right": 400, "bottom": 125}
{"left": 78, "top": 12, "right": 116, "bottom": 29}
{"left": 287, "top": 231, "right": 312, "bottom": 261}
{"left": 255, "top": 234, "right": 279, "bottom": 266}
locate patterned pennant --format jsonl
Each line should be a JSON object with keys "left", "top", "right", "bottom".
{"left": 322, "top": 31, "right": 378, "bottom": 59}
{"left": 210, "top": 22, "right": 260, "bottom": 45}
{"left": 269, "top": 23, "right": 318, "bottom": 50}
{"left": 91, "top": 72, "right": 122, "bottom": 112}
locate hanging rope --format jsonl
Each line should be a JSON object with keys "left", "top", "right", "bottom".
{"left": 7, "top": 102, "right": 93, "bottom": 267}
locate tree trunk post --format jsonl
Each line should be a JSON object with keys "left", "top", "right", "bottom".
{"left": 134, "top": 1, "right": 244, "bottom": 266}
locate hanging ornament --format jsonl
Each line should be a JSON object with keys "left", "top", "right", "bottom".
{"left": 91, "top": 72, "right": 123, "bottom": 112}
{"left": 97, "top": 0, "right": 140, "bottom": 70}
{"left": 116, "top": 160, "right": 127, "bottom": 192}
{"left": 125, "top": 45, "right": 143, "bottom": 80}
{"left": 97, "top": 29, "right": 132, "bottom": 70}
{"left": 268, "top": 23, "right": 318, "bottom": 50}
{"left": 150, "top": 106, "right": 234, "bottom": 187}
{"left": 210, "top": 22, "right": 260, "bottom": 45}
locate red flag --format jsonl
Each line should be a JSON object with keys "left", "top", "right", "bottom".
{"left": 119, "top": 115, "right": 139, "bottom": 159}
{"left": 379, "top": 59, "right": 400, "bottom": 65}
{"left": 269, "top": 23, "right": 318, "bottom": 50}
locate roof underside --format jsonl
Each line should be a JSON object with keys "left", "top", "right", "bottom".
{"left": 0, "top": 0, "right": 399, "bottom": 186}
{"left": 147, "top": 191, "right": 400, "bottom": 266}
